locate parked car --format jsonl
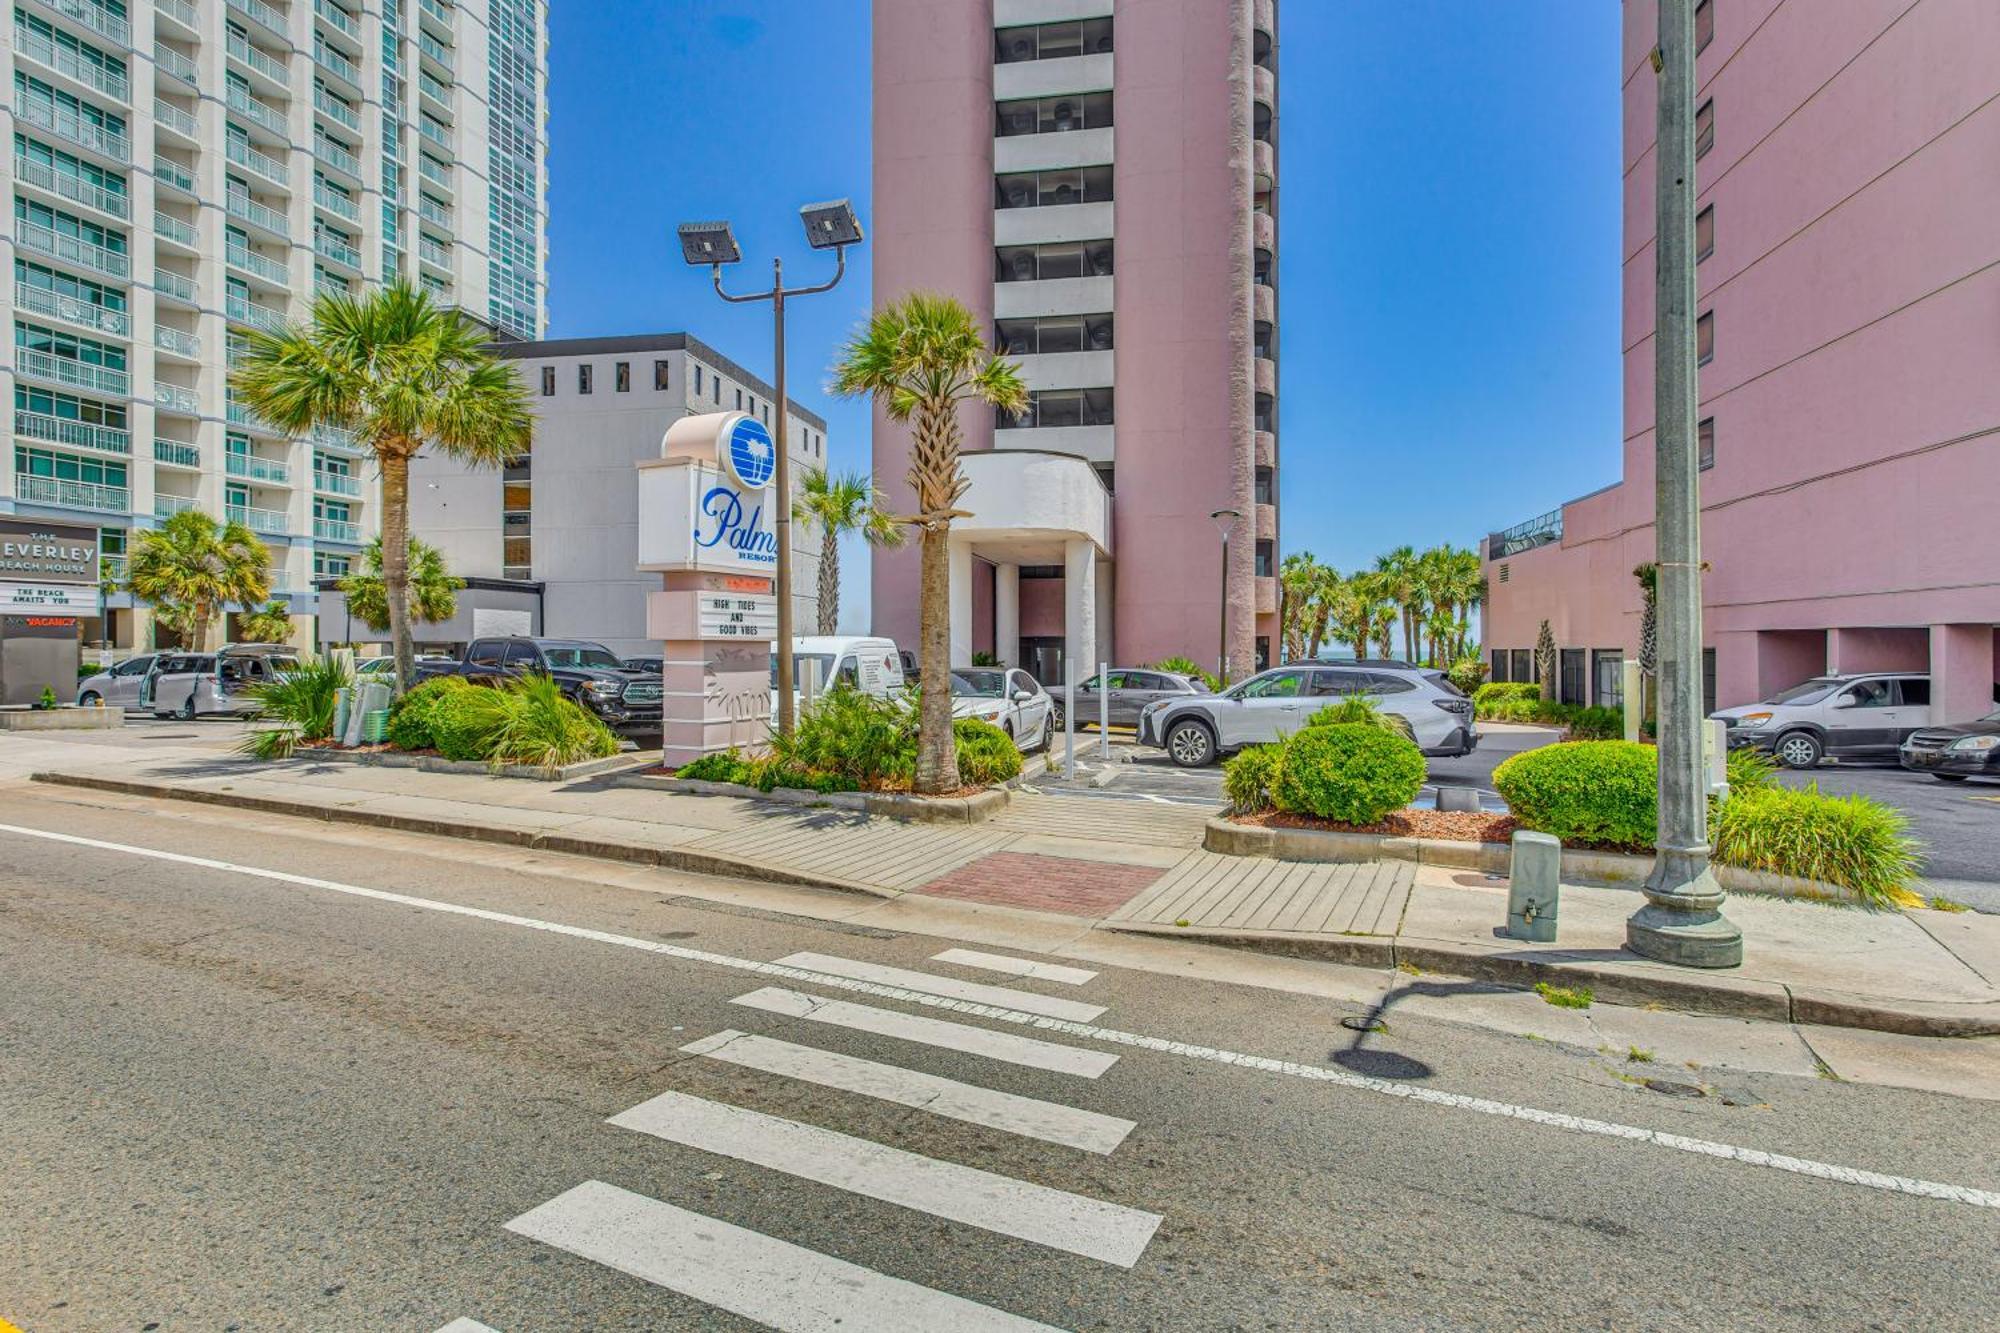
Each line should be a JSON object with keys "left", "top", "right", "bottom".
{"left": 951, "top": 667, "right": 1052, "bottom": 753}
{"left": 1899, "top": 707, "right": 2000, "bottom": 782}
{"left": 1136, "top": 661, "right": 1477, "bottom": 768}
{"left": 356, "top": 655, "right": 451, "bottom": 677}
{"left": 1051, "top": 667, "right": 1210, "bottom": 731}
{"left": 1713, "top": 672, "right": 1931, "bottom": 769}
{"left": 417, "top": 636, "right": 663, "bottom": 736}
{"left": 621, "top": 655, "right": 664, "bottom": 675}
{"left": 150, "top": 643, "right": 302, "bottom": 719}
{"left": 75, "top": 653, "right": 157, "bottom": 709}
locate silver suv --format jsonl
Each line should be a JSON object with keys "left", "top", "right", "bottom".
{"left": 1136, "top": 661, "right": 1477, "bottom": 768}
{"left": 1714, "top": 672, "right": 1931, "bottom": 769}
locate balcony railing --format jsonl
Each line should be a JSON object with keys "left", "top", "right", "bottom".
{"left": 265, "top": 566, "right": 291, "bottom": 593}
{"left": 155, "top": 155, "right": 196, "bottom": 195}
{"left": 156, "top": 268, "right": 198, "bottom": 304}
{"left": 1487, "top": 508, "right": 1565, "bottom": 560}
{"left": 419, "top": 71, "right": 451, "bottom": 108}
{"left": 315, "top": 275, "right": 349, "bottom": 300}
{"left": 313, "top": 85, "right": 360, "bottom": 131}
{"left": 227, "top": 452, "right": 292, "bottom": 484}
{"left": 315, "top": 135, "right": 361, "bottom": 178}
{"left": 154, "top": 209, "right": 198, "bottom": 247}
{"left": 154, "top": 438, "right": 202, "bottom": 468}
{"left": 14, "top": 153, "right": 130, "bottom": 219}
{"left": 16, "top": 219, "right": 130, "bottom": 279}
{"left": 155, "top": 493, "right": 200, "bottom": 517}
{"left": 314, "top": 515, "right": 361, "bottom": 543}
{"left": 17, "top": 474, "right": 129, "bottom": 513}
{"left": 417, "top": 195, "right": 452, "bottom": 229}
{"left": 419, "top": 0, "right": 451, "bottom": 23}
{"left": 227, "top": 190, "right": 292, "bottom": 238}
{"left": 226, "top": 83, "right": 290, "bottom": 137}
{"left": 154, "top": 98, "right": 199, "bottom": 141}
{"left": 155, "top": 382, "right": 201, "bottom": 414}
{"left": 155, "top": 325, "right": 203, "bottom": 358}
{"left": 227, "top": 242, "right": 291, "bottom": 285}
{"left": 227, "top": 31, "right": 293, "bottom": 87}
{"left": 315, "top": 231, "right": 361, "bottom": 269}
{"left": 156, "top": 0, "right": 199, "bottom": 33}
{"left": 312, "top": 469, "right": 360, "bottom": 496}
{"left": 313, "top": 179, "right": 359, "bottom": 221}
{"left": 19, "top": 21, "right": 131, "bottom": 100}
{"left": 154, "top": 42, "right": 198, "bottom": 87}
{"left": 417, "top": 31, "right": 454, "bottom": 71}
{"left": 314, "top": 39, "right": 359, "bottom": 84}
{"left": 418, "top": 118, "right": 450, "bottom": 151}
{"left": 310, "top": 424, "right": 364, "bottom": 454}
{"left": 16, "top": 408, "right": 131, "bottom": 456}
{"left": 15, "top": 282, "right": 131, "bottom": 337}
{"left": 227, "top": 293, "right": 289, "bottom": 332}
{"left": 226, "top": 135, "right": 291, "bottom": 185}
{"left": 18, "top": 348, "right": 129, "bottom": 396}
{"left": 17, "top": 96, "right": 130, "bottom": 159}
{"left": 229, "top": 503, "right": 291, "bottom": 535}
{"left": 314, "top": 0, "right": 356, "bottom": 37}
{"left": 417, "top": 236, "right": 450, "bottom": 270}
{"left": 227, "top": 0, "right": 290, "bottom": 38}
{"left": 417, "top": 155, "right": 451, "bottom": 189}
{"left": 48, "top": 0, "right": 131, "bottom": 45}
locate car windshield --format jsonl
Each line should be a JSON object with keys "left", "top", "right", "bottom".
{"left": 952, "top": 670, "right": 1007, "bottom": 698}
{"left": 540, "top": 643, "right": 623, "bottom": 670}
{"left": 770, "top": 653, "right": 836, "bottom": 689}
{"left": 1765, "top": 678, "right": 1841, "bottom": 706}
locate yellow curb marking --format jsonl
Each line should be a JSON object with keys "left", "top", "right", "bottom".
{"left": 1, "top": 1317, "right": 26, "bottom": 1333}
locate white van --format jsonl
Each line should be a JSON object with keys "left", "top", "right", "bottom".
{"left": 771, "top": 636, "right": 906, "bottom": 714}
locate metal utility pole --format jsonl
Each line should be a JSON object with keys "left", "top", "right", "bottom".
{"left": 1627, "top": 0, "right": 1742, "bottom": 968}
{"left": 1210, "top": 508, "right": 1241, "bottom": 685}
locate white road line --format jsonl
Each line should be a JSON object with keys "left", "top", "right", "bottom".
{"left": 682, "top": 1029, "right": 1135, "bottom": 1154}
{"left": 772, "top": 951, "right": 1107, "bottom": 1022}
{"left": 505, "top": 1181, "right": 1062, "bottom": 1332}
{"left": 609, "top": 1089, "right": 1162, "bottom": 1266}
{"left": 731, "top": 986, "right": 1119, "bottom": 1079}
{"left": 432, "top": 1321, "right": 501, "bottom": 1333}
{"left": 10, "top": 820, "right": 1995, "bottom": 1212}
{"left": 931, "top": 948, "right": 1098, "bottom": 986}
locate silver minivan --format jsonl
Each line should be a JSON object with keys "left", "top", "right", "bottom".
{"left": 1713, "top": 672, "right": 1931, "bottom": 769}
{"left": 75, "top": 653, "right": 158, "bottom": 709}
{"left": 150, "top": 644, "right": 300, "bottom": 719}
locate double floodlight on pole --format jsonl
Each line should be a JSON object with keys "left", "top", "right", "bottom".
{"left": 1209, "top": 508, "right": 1241, "bottom": 687}
{"left": 676, "top": 199, "right": 864, "bottom": 739}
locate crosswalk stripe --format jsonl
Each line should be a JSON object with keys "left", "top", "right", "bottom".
{"left": 730, "top": 986, "right": 1119, "bottom": 1079}
{"left": 771, "top": 951, "right": 1107, "bottom": 1022}
{"left": 505, "top": 1181, "right": 1063, "bottom": 1332}
{"left": 609, "top": 1090, "right": 1162, "bottom": 1267}
{"left": 432, "top": 1321, "right": 501, "bottom": 1333}
{"left": 931, "top": 948, "right": 1098, "bottom": 986}
{"left": 682, "top": 1029, "right": 1136, "bottom": 1154}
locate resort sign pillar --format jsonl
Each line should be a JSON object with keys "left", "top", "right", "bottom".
{"left": 637, "top": 412, "right": 782, "bottom": 769}
{"left": 1628, "top": 0, "right": 1742, "bottom": 968}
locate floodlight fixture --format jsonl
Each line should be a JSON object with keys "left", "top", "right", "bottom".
{"left": 677, "top": 221, "right": 741, "bottom": 266}
{"left": 799, "top": 199, "right": 863, "bottom": 251}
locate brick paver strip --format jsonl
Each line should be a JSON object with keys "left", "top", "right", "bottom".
{"left": 916, "top": 851, "right": 1167, "bottom": 917}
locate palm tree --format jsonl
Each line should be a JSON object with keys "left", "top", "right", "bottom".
{"left": 794, "top": 465, "right": 904, "bottom": 636}
{"left": 1374, "top": 545, "right": 1422, "bottom": 664}
{"left": 338, "top": 536, "right": 465, "bottom": 634}
{"left": 1345, "top": 572, "right": 1397, "bottom": 662}
{"left": 1307, "top": 563, "right": 1344, "bottom": 658}
{"left": 832, "top": 293, "right": 1027, "bottom": 794}
{"left": 126, "top": 509, "right": 270, "bottom": 651}
{"left": 236, "top": 600, "right": 295, "bottom": 644}
{"left": 1279, "top": 551, "right": 1322, "bottom": 661}
{"left": 231, "top": 280, "right": 533, "bottom": 692}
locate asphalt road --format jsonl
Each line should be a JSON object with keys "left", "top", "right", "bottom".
{"left": 2, "top": 785, "right": 1996, "bottom": 1330}
{"left": 1771, "top": 761, "right": 2000, "bottom": 910}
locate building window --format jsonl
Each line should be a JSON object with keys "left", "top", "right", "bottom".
{"left": 1696, "top": 205, "right": 1714, "bottom": 262}
{"left": 994, "top": 18, "right": 1112, "bottom": 63}
{"left": 1703, "top": 647, "right": 1717, "bottom": 716}
{"left": 735, "top": 388, "right": 743, "bottom": 411}
{"left": 994, "top": 315, "right": 1112, "bottom": 355}
{"left": 747, "top": 396, "right": 756, "bottom": 416}
{"left": 1560, "top": 648, "right": 1586, "bottom": 706}
{"left": 693, "top": 365, "right": 703, "bottom": 396}
{"left": 994, "top": 166, "right": 1113, "bottom": 209}
{"left": 995, "top": 93, "right": 1113, "bottom": 137}
{"left": 654, "top": 359, "right": 670, "bottom": 390}
{"left": 615, "top": 361, "right": 630, "bottom": 392}
{"left": 1254, "top": 540, "right": 1274, "bottom": 579}
{"left": 1001, "top": 388, "right": 1114, "bottom": 429}
{"left": 764, "top": 404, "right": 772, "bottom": 426}
{"left": 1695, "top": 99, "right": 1714, "bottom": 159}
{"left": 1697, "top": 310, "right": 1714, "bottom": 365}
{"left": 1254, "top": 467, "right": 1273, "bottom": 506}
{"left": 577, "top": 364, "right": 592, "bottom": 394}
{"left": 539, "top": 366, "right": 554, "bottom": 395}
{"left": 1593, "top": 651, "right": 1624, "bottom": 709}
{"left": 712, "top": 375, "right": 721, "bottom": 405}
{"left": 1490, "top": 649, "right": 1508, "bottom": 683}
{"left": 1699, "top": 416, "right": 1715, "bottom": 471}
{"left": 996, "top": 241, "right": 1113, "bottom": 283}
{"left": 1511, "top": 649, "right": 1533, "bottom": 684}
{"left": 1695, "top": 0, "right": 1714, "bottom": 53}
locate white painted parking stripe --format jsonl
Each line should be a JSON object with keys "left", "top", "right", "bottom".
{"left": 730, "top": 986, "right": 1119, "bottom": 1078}
{"left": 608, "top": 1090, "right": 1162, "bottom": 1266}
{"left": 683, "top": 1029, "right": 1135, "bottom": 1154}
{"left": 772, "top": 951, "right": 1107, "bottom": 1022}
{"left": 12, "top": 821, "right": 1993, "bottom": 1211}
{"left": 931, "top": 948, "right": 1098, "bottom": 986}
{"left": 505, "top": 1181, "right": 1061, "bottom": 1332}
{"left": 432, "top": 1321, "right": 501, "bottom": 1333}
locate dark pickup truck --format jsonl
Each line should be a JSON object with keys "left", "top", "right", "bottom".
{"left": 417, "top": 636, "right": 664, "bottom": 736}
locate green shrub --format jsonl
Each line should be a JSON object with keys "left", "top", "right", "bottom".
{"left": 1307, "top": 694, "right": 1414, "bottom": 741}
{"left": 676, "top": 749, "right": 754, "bottom": 784}
{"left": 770, "top": 685, "right": 917, "bottom": 788}
{"left": 954, "top": 716, "right": 1023, "bottom": 786}
{"left": 1492, "top": 740, "right": 1658, "bottom": 849}
{"left": 1446, "top": 657, "right": 1487, "bottom": 695}
{"left": 1223, "top": 744, "right": 1281, "bottom": 813}
{"left": 428, "top": 683, "right": 509, "bottom": 762}
{"left": 1152, "top": 655, "right": 1221, "bottom": 692}
{"left": 1712, "top": 783, "right": 1921, "bottom": 907}
{"left": 1725, "top": 746, "right": 1778, "bottom": 794}
{"left": 481, "top": 673, "right": 619, "bottom": 772}
{"left": 386, "top": 675, "right": 472, "bottom": 752}
{"left": 1563, "top": 706, "right": 1624, "bottom": 741}
{"left": 238, "top": 655, "right": 354, "bottom": 759}
{"left": 754, "top": 757, "right": 860, "bottom": 793}
{"left": 1474, "top": 681, "right": 1540, "bottom": 708}
{"left": 1272, "top": 723, "right": 1426, "bottom": 824}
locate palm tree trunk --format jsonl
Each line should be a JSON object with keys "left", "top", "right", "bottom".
{"left": 1401, "top": 608, "right": 1415, "bottom": 664}
{"left": 915, "top": 523, "right": 959, "bottom": 794}
{"left": 193, "top": 601, "right": 212, "bottom": 652}
{"left": 379, "top": 449, "right": 414, "bottom": 693}
{"left": 819, "top": 525, "right": 840, "bottom": 636}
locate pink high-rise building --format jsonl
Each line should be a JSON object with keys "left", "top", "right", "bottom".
{"left": 1482, "top": 0, "right": 2000, "bottom": 722}
{"left": 870, "top": 1, "right": 1280, "bottom": 685}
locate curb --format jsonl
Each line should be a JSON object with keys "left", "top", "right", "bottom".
{"left": 603, "top": 772, "right": 1011, "bottom": 824}
{"left": 286, "top": 748, "right": 651, "bottom": 783}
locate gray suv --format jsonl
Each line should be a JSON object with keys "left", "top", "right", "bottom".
{"left": 1052, "top": 667, "right": 1210, "bottom": 730}
{"left": 1136, "top": 661, "right": 1477, "bottom": 768}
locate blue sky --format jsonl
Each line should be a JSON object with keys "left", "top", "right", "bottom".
{"left": 546, "top": 1, "right": 1623, "bottom": 622}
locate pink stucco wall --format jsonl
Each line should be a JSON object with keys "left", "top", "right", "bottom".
{"left": 1483, "top": 0, "right": 2000, "bottom": 712}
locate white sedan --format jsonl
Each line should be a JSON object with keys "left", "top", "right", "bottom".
{"left": 951, "top": 667, "right": 1053, "bottom": 753}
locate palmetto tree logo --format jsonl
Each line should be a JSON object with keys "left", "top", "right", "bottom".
{"left": 724, "top": 415, "right": 776, "bottom": 490}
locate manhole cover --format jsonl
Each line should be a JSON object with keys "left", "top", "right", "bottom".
{"left": 1642, "top": 1078, "right": 1706, "bottom": 1098}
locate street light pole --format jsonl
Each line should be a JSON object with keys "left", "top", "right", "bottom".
{"left": 1627, "top": 0, "right": 1741, "bottom": 968}
{"left": 1210, "top": 508, "right": 1241, "bottom": 686}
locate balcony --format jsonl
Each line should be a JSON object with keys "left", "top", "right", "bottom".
{"left": 310, "top": 424, "right": 364, "bottom": 454}
{"left": 155, "top": 492, "right": 199, "bottom": 517}
{"left": 227, "top": 452, "right": 292, "bottom": 484}
{"left": 227, "top": 0, "right": 290, "bottom": 40}
{"left": 227, "top": 191, "right": 292, "bottom": 241}
{"left": 19, "top": 20, "right": 131, "bottom": 100}
{"left": 418, "top": 117, "right": 451, "bottom": 152}
{"left": 1253, "top": 139, "right": 1275, "bottom": 187}
{"left": 227, "top": 242, "right": 292, "bottom": 285}
{"left": 152, "top": 98, "right": 199, "bottom": 144}
{"left": 227, "top": 293, "right": 288, "bottom": 333}
{"left": 226, "top": 83, "right": 290, "bottom": 138}
{"left": 155, "top": 382, "right": 201, "bottom": 414}
{"left": 16, "top": 408, "right": 131, "bottom": 456}
{"left": 313, "top": 178, "right": 359, "bottom": 222}
{"left": 993, "top": 128, "right": 1114, "bottom": 176}
{"left": 154, "top": 325, "right": 203, "bottom": 358}
{"left": 18, "top": 348, "right": 129, "bottom": 396}
{"left": 992, "top": 52, "right": 1114, "bottom": 104}
{"left": 417, "top": 31, "right": 454, "bottom": 73}
{"left": 417, "top": 235, "right": 450, "bottom": 272}
{"left": 419, "top": 0, "right": 451, "bottom": 28}
{"left": 14, "top": 153, "right": 129, "bottom": 220}
{"left": 1256, "top": 502, "right": 1277, "bottom": 541}
{"left": 154, "top": 208, "right": 198, "bottom": 249}
{"left": 314, "top": 38, "right": 360, "bottom": 88}
{"left": 155, "top": 0, "right": 198, "bottom": 37}
{"left": 417, "top": 155, "right": 452, "bottom": 191}
{"left": 154, "top": 438, "right": 202, "bottom": 468}
{"left": 15, "top": 282, "right": 131, "bottom": 338}
{"left": 315, "top": 135, "right": 362, "bottom": 180}
{"left": 1254, "top": 64, "right": 1275, "bottom": 104}
{"left": 229, "top": 502, "right": 291, "bottom": 536}
{"left": 417, "top": 195, "right": 452, "bottom": 229}
{"left": 154, "top": 42, "right": 198, "bottom": 88}
{"left": 993, "top": 201, "right": 1115, "bottom": 249}
{"left": 156, "top": 268, "right": 198, "bottom": 305}
{"left": 314, "top": 515, "right": 360, "bottom": 543}
{"left": 16, "top": 474, "right": 129, "bottom": 513}
{"left": 16, "top": 218, "right": 130, "bottom": 279}
{"left": 45, "top": 0, "right": 131, "bottom": 45}
{"left": 419, "top": 70, "right": 452, "bottom": 111}
{"left": 1253, "top": 210, "right": 1275, "bottom": 251}
{"left": 1253, "top": 429, "right": 1276, "bottom": 468}
{"left": 226, "top": 135, "right": 291, "bottom": 186}
{"left": 312, "top": 469, "right": 359, "bottom": 496}
{"left": 313, "top": 84, "right": 360, "bottom": 132}
{"left": 227, "top": 30, "right": 293, "bottom": 89}
{"left": 315, "top": 230, "right": 362, "bottom": 270}
{"left": 17, "top": 96, "right": 129, "bottom": 161}
{"left": 1253, "top": 357, "right": 1275, "bottom": 395}
{"left": 1253, "top": 282, "right": 1275, "bottom": 323}
{"left": 1256, "top": 575, "right": 1279, "bottom": 617}
{"left": 314, "top": 0, "right": 357, "bottom": 39}
{"left": 154, "top": 154, "right": 196, "bottom": 196}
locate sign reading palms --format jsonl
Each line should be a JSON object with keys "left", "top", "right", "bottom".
{"left": 793, "top": 466, "right": 902, "bottom": 636}
{"left": 832, "top": 294, "right": 1026, "bottom": 795}
{"left": 231, "top": 280, "right": 532, "bottom": 692}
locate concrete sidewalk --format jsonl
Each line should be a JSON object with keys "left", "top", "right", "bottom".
{"left": 25, "top": 747, "right": 2000, "bottom": 1038}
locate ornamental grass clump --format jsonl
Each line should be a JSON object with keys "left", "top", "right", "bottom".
{"left": 239, "top": 655, "right": 353, "bottom": 760}
{"left": 1491, "top": 740, "right": 1657, "bottom": 850}
{"left": 480, "top": 673, "right": 619, "bottom": 773}
{"left": 1272, "top": 723, "right": 1426, "bottom": 825}
{"left": 1711, "top": 784, "right": 1922, "bottom": 907}
{"left": 768, "top": 685, "right": 917, "bottom": 789}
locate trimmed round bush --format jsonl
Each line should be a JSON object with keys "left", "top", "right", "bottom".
{"left": 1713, "top": 783, "right": 1920, "bottom": 907}
{"left": 1272, "top": 723, "right": 1425, "bottom": 825}
{"left": 386, "top": 675, "right": 472, "bottom": 752}
{"left": 1223, "top": 744, "right": 1280, "bottom": 813}
{"left": 954, "top": 716, "right": 1023, "bottom": 786}
{"left": 427, "top": 684, "right": 507, "bottom": 762}
{"left": 1492, "top": 740, "right": 1657, "bottom": 849}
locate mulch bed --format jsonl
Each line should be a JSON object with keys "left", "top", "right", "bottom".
{"left": 1235, "top": 808, "right": 1517, "bottom": 843}
{"left": 645, "top": 767, "right": 991, "bottom": 799}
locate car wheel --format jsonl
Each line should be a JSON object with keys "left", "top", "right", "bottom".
{"left": 78, "top": 691, "right": 100, "bottom": 707}
{"left": 1773, "top": 731, "right": 1822, "bottom": 770}
{"left": 178, "top": 696, "right": 196, "bottom": 721}
{"left": 1037, "top": 712, "right": 1052, "bottom": 753}
{"left": 1932, "top": 773, "right": 1968, "bottom": 783}
{"left": 1049, "top": 698, "right": 1065, "bottom": 730}
{"left": 1166, "top": 719, "right": 1216, "bottom": 768}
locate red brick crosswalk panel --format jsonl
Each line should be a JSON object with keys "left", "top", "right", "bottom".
{"left": 915, "top": 851, "right": 1166, "bottom": 916}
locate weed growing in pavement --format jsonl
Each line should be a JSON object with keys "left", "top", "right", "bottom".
{"left": 1395, "top": 959, "right": 1423, "bottom": 977}
{"left": 1928, "top": 895, "right": 1970, "bottom": 913}
{"left": 1534, "top": 981, "right": 1594, "bottom": 1009}
{"left": 1627, "top": 1046, "right": 1655, "bottom": 1063}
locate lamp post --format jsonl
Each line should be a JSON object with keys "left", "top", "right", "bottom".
{"left": 1209, "top": 508, "right": 1241, "bottom": 686}
{"left": 676, "top": 201, "right": 863, "bottom": 738}
{"left": 1627, "top": 0, "right": 1741, "bottom": 968}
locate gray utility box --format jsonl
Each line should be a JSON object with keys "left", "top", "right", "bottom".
{"left": 1506, "top": 830, "right": 1561, "bottom": 943}
{"left": 1, "top": 614, "right": 82, "bottom": 706}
